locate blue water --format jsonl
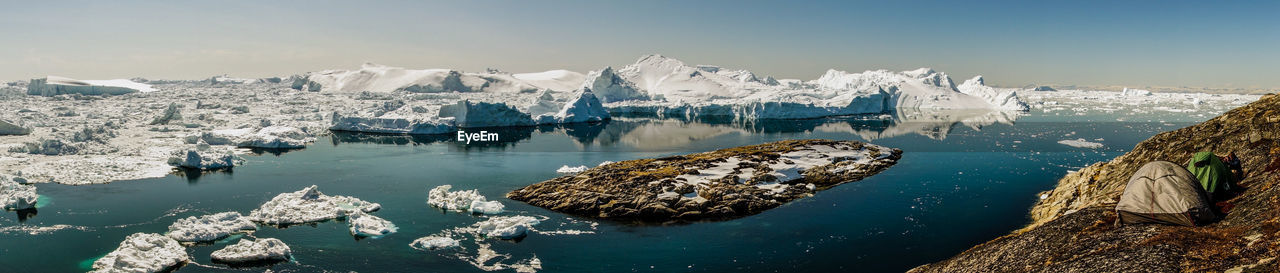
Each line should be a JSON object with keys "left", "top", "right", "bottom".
{"left": 0, "top": 111, "right": 1199, "bottom": 272}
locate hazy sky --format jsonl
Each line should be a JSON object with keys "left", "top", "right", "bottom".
{"left": 3, "top": 1, "right": 1277, "bottom": 88}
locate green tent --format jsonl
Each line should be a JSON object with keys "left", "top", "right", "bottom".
{"left": 1186, "top": 151, "right": 1233, "bottom": 198}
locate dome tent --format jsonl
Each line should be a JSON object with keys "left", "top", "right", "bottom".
{"left": 1116, "top": 161, "right": 1216, "bottom": 226}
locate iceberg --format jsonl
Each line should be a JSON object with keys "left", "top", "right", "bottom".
{"left": 167, "top": 145, "right": 242, "bottom": 170}
{"left": 956, "top": 76, "right": 1031, "bottom": 111}
{"left": 512, "top": 70, "right": 586, "bottom": 92}
{"left": 91, "top": 233, "right": 189, "bottom": 273}
{"left": 199, "top": 126, "right": 316, "bottom": 149}
{"left": 28, "top": 76, "right": 156, "bottom": 96}
{"left": 249, "top": 185, "right": 382, "bottom": 225}
{"left": 348, "top": 211, "right": 398, "bottom": 237}
{"left": 1058, "top": 138, "right": 1104, "bottom": 149}
{"left": 294, "top": 63, "right": 575, "bottom": 93}
{"left": 331, "top": 111, "right": 457, "bottom": 135}
{"left": 210, "top": 238, "right": 292, "bottom": 264}
{"left": 467, "top": 215, "right": 541, "bottom": 239}
{"left": 427, "top": 185, "right": 505, "bottom": 214}
{"left": 556, "top": 165, "right": 588, "bottom": 174}
{"left": 582, "top": 67, "right": 647, "bottom": 103}
{"left": 1121, "top": 87, "right": 1152, "bottom": 96}
{"left": 438, "top": 100, "right": 535, "bottom": 128}
{"left": 409, "top": 236, "right": 460, "bottom": 251}
{"left": 0, "top": 174, "right": 37, "bottom": 210}
{"left": 166, "top": 212, "right": 257, "bottom": 242}
{"left": 549, "top": 89, "right": 610, "bottom": 124}
{"left": 0, "top": 120, "right": 31, "bottom": 135}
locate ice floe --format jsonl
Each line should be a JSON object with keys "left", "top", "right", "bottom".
{"left": 167, "top": 144, "right": 242, "bottom": 170}
{"left": 427, "top": 185, "right": 505, "bottom": 214}
{"left": 249, "top": 185, "right": 381, "bottom": 225}
{"left": 210, "top": 238, "right": 292, "bottom": 264}
{"left": 166, "top": 212, "right": 257, "bottom": 242}
{"left": 466, "top": 215, "right": 541, "bottom": 239}
{"left": 555, "top": 165, "right": 588, "bottom": 174}
{"left": 1058, "top": 138, "right": 1104, "bottom": 149}
{"left": 0, "top": 174, "right": 37, "bottom": 210}
{"left": 91, "top": 233, "right": 189, "bottom": 273}
{"left": 409, "top": 236, "right": 461, "bottom": 251}
{"left": 348, "top": 211, "right": 398, "bottom": 237}
{"left": 197, "top": 126, "right": 315, "bottom": 149}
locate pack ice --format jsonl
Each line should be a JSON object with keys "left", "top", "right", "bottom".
{"left": 210, "top": 238, "right": 292, "bottom": 264}
{"left": 0, "top": 174, "right": 37, "bottom": 210}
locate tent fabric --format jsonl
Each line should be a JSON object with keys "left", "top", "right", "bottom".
{"left": 1186, "top": 151, "right": 1233, "bottom": 196}
{"left": 1116, "top": 161, "right": 1215, "bottom": 227}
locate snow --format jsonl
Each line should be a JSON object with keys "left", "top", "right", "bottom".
{"left": 91, "top": 233, "right": 189, "bottom": 273}
{"left": 166, "top": 212, "right": 256, "bottom": 242}
{"left": 512, "top": 70, "right": 586, "bottom": 92}
{"left": 427, "top": 185, "right": 504, "bottom": 214}
{"left": 466, "top": 215, "right": 541, "bottom": 239}
{"left": 249, "top": 185, "right": 382, "bottom": 225}
{"left": 348, "top": 211, "right": 398, "bottom": 237}
{"left": 0, "top": 174, "right": 37, "bottom": 210}
{"left": 556, "top": 165, "right": 588, "bottom": 174}
{"left": 410, "top": 236, "right": 460, "bottom": 250}
{"left": 670, "top": 142, "right": 894, "bottom": 195}
{"left": 1058, "top": 138, "right": 1104, "bottom": 149}
{"left": 167, "top": 144, "right": 242, "bottom": 170}
{"left": 28, "top": 76, "right": 156, "bottom": 96}
{"left": 210, "top": 238, "right": 292, "bottom": 264}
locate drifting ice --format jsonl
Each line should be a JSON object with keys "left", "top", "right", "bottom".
{"left": 166, "top": 212, "right": 257, "bottom": 242}
{"left": 210, "top": 238, "right": 292, "bottom": 264}
{"left": 91, "top": 233, "right": 189, "bottom": 273}
{"left": 249, "top": 185, "right": 382, "bottom": 225}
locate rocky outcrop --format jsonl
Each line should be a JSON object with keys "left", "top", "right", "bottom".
{"left": 911, "top": 94, "right": 1280, "bottom": 273}
{"left": 508, "top": 139, "right": 902, "bottom": 222}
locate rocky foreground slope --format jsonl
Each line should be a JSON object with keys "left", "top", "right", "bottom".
{"left": 508, "top": 139, "right": 902, "bottom": 222}
{"left": 911, "top": 93, "right": 1280, "bottom": 273}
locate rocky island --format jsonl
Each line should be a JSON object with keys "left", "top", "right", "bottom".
{"left": 508, "top": 139, "right": 902, "bottom": 222}
{"left": 911, "top": 93, "right": 1280, "bottom": 272}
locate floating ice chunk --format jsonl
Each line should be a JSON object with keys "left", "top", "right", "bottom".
{"left": 167, "top": 145, "right": 242, "bottom": 170}
{"left": 468, "top": 216, "right": 541, "bottom": 239}
{"left": 427, "top": 185, "right": 503, "bottom": 214}
{"left": 583, "top": 66, "right": 647, "bottom": 103}
{"left": 348, "top": 211, "right": 397, "bottom": 237}
{"left": 438, "top": 100, "right": 535, "bottom": 128}
{"left": 91, "top": 233, "right": 189, "bottom": 273}
{"left": 166, "top": 212, "right": 256, "bottom": 242}
{"left": 1120, "top": 87, "right": 1152, "bottom": 96}
{"left": 0, "top": 174, "right": 37, "bottom": 210}
{"left": 210, "top": 238, "right": 292, "bottom": 264}
{"left": 249, "top": 185, "right": 381, "bottom": 225}
{"left": 410, "top": 236, "right": 460, "bottom": 251}
{"left": 0, "top": 120, "right": 31, "bottom": 135}
{"left": 957, "top": 76, "right": 1030, "bottom": 111}
{"left": 551, "top": 89, "right": 610, "bottom": 124}
{"left": 28, "top": 76, "right": 155, "bottom": 96}
{"left": 1058, "top": 138, "right": 1104, "bottom": 149}
{"left": 204, "top": 126, "right": 315, "bottom": 149}
{"left": 556, "top": 165, "right": 588, "bottom": 174}
{"left": 330, "top": 112, "right": 457, "bottom": 135}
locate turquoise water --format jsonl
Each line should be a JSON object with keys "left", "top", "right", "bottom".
{"left": 1, "top": 111, "right": 1199, "bottom": 272}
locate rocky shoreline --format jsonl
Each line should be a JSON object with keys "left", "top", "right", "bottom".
{"left": 507, "top": 139, "right": 902, "bottom": 222}
{"left": 911, "top": 93, "right": 1280, "bottom": 272}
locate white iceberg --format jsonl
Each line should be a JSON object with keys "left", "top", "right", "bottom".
{"left": 0, "top": 174, "right": 37, "bottom": 210}
{"left": 166, "top": 212, "right": 257, "bottom": 242}
{"left": 249, "top": 185, "right": 381, "bottom": 225}
{"left": 467, "top": 215, "right": 541, "bottom": 239}
{"left": 1121, "top": 87, "right": 1152, "bottom": 96}
{"left": 295, "top": 63, "right": 565, "bottom": 93}
{"left": 513, "top": 70, "right": 586, "bottom": 92}
{"left": 348, "top": 211, "right": 397, "bottom": 237}
{"left": 956, "top": 76, "right": 1030, "bottom": 111}
{"left": 91, "top": 233, "right": 189, "bottom": 273}
{"left": 1058, "top": 138, "right": 1104, "bottom": 149}
{"left": 582, "top": 67, "right": 647, "bottom": 103}
{"left": 409, "top": 236, "right": 460, "bottom": 251}
{"left": 438, "top": 100, "right": 535, "bottom": 128}
{"left": 555, "top": 165, "right": 588, "bottom": 174}
{"left": 427, "top": 185, "right": 504, "bottom": 214}
{"left": 167, "top": 145, "right": 242, "bottom": 170}
{"left": 210, "top": 238, "right": 291, "bottom": 264}
{"left": 201, "top": 126, "right": 316, "bottom": 149}
{"left": 28, "top": 76, "right": 156, "bottom": 96}
{"left": 330, "top": 111, "right": 457, "bottom": 135}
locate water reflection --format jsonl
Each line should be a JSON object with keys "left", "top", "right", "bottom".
{"left": 13, "top": 208, "right": 36, "bottom": 222}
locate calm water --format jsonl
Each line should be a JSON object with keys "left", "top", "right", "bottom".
{"left": 1, "top": 110, "right": 1202, "bottom": 273}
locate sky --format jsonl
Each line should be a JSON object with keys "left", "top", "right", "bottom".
{"left": 2, "top": 0, "right": 1277, "bottom": 88}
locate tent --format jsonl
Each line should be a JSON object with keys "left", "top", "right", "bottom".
{"left": 1186, "top": 151, "right": 1233, "bottom": 198}
{"left": 1116, "top": 161, "right": 1216, "bottom": 226}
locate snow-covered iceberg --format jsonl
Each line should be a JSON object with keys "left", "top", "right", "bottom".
{"left": 293, "top": 63, "right": 578, "bottom": 93}
{"left": 1121, "top": 87, "right": 1152, "bottom": 96}
{"left": 438, "top": 100, "right": 536, "bottom": 128}
{"left": 427, "top": 185, "right": 505, "bottom": 214}
{"left": 466, "top": 215, "right": 541, "bottom": 239}
{"left": 167, "top": 145, "right": 242, "bottom": 170}
{"left": 582, "top": 67, "right": 647, "bottom": 103}
{"left": 956, "top": 76, "right": 1030, "bottom": 111}
{"left": 91, "top": 233, "right": 189, "bottom": 273}
{"left": 330, "top": 112, "right": 457, "bottom": 135}
{"left": 166, "top": 212, "right": 257, "bottom": 242}
{"left": 348, "top": 211, "right": 398, "bottom": 237}
{"left": 0, "top": 174, "right": 37, "bottom": 210}
{"left": 409, "top": 236, "right": 460, "bottom": 250}
{"left": 1058, "top": 138, "right": 1104, "bottom": 149}
{"left": 198, "top": 126, "right": 316, "bottom": 149}
{"left": 28, "top": 76, "right": 156, "bottom": 96}
{"left": 0, "top": 120, "right": 31, "bottom": 135}
{"left": 249, "top": 185, "right": 382, "bottom": 225}
{"left": 210, "top": 238, "right": 292, "bottom": 264}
